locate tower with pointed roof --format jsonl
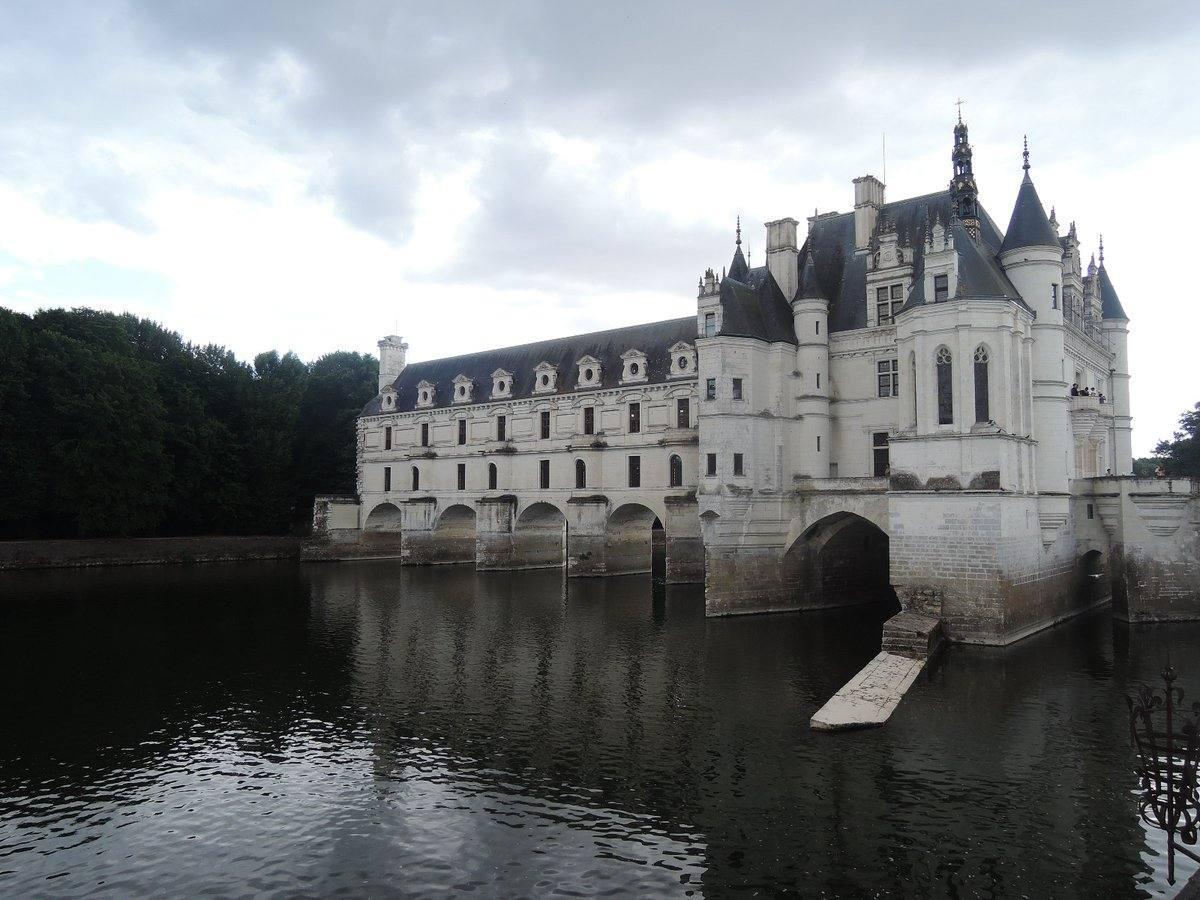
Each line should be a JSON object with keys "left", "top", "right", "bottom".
{"left": 950, "top": 114, "right": 981, "bottom": 240}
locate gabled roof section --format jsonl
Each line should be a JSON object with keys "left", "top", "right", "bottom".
{"left": 799, "top": 189, "right": 1010, "bottom": 331}
{"left": 1098, "top": 264, "right": 1127, "bottom": 319}
{"left": 361, "top": 317, "right": 698, "bottom": 416}
{"left": 999, "top": 173, "right": 1060, "bottom": 254}
{"left": 717, "top": 266, "right": 797, "bottom": 345}
{"left": 797, "top": 251, "right": 827, "bottom": 301}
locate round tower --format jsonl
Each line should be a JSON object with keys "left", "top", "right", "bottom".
{"left": 792, "top": 251, "right": 830, "bottom": 477}
{"left": 999, "top": 139, "right": 1069, "bottom": 493}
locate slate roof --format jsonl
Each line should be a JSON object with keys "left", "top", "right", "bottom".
{"left": 796, "top": 190, "right": 1020, "bottom": 331}
{"left": 362, "top": 317, "right": 698, "bottom": 416}
{"left": 716, "top": 260, "right": 797, "bottom": 345}
{"left": 1098, "top": 264, "right": 1127, "bottom": 320}
{"left": 999, "top": 174, "right": 1060, "bottom": 253}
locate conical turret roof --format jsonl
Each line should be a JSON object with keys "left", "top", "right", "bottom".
{"left": 1000, "top": 172, "right": 1059, "bottom": 254}
{"left": 1098, "top": 263, "right": 1127, "bottom": 320}
{"left": 796, "top": 251, "right": 827, "bottom": 301}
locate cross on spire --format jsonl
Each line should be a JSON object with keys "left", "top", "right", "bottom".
{"left": 955, "top": 97, "right": 964, "bottom": 123}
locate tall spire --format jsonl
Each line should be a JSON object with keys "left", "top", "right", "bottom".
{"left": 727, "top": 217, "right": 749, "bottom": 281}
{"left": 950, "top": 116, "right": 980, "bottom": 241}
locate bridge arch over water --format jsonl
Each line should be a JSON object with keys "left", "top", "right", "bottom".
{"left": 782, "top": 511, "right": 891, "bottom": 610}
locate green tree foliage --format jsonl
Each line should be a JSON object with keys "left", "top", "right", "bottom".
{"left": 0, "top": 307, "right": 377, "bottom": 538}
{"left": 1153, "top": 402, "right": 1200, "bottom": 478}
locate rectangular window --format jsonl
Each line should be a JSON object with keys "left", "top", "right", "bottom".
{"left": 877, "top": 359, "right": 899, "bottom": 398}
{"left": 704, "top": 312, "right": 716, "bottom": 338}
{"left": 872, "top": 431, "right": 889, "bottom": 477}
{"left": 488, "top": 464, "right": 497, "bottom": 490}
{"left": 420, "top": 423, "right": 429, "bottom": 447}
{"left": 628, "top": 402, "right": 640, "bottom": 433}
{"left": 583, "top": 406, "right": 594, "bottom": 435}
{"left": 705, "top": 378, "right": 716, "bottom": 401}
{"left": 458, "top": 419, "right": 467, "bottom": 445}
{"left": 383, "top": 466, "right": 391, "bottom": 492}
{"left": 816, "top": 320, "right": 820, "bottom": 335}
{"left": 733, "top": 453, "right": 744, "bottom": 476}
{"left": 934, "top": 274, "right": 949, "bottom": 302}
{"left": 1087, "top": 503, "right": 1094, "bottom": 520}
{"left": 496, "top": 415, "right": 506, "bottom": 441}
{"left": 539, "top": 459, "right": 550, "bottom": 489}
{"left": 816, "top": 373, "right": 820, "bottom": 389}
{"left": 706, "top": 453, "right": 717, "bottom": 476}
{"left": 411, "top": 466, "right": 419, "bottom": 491}
{"left": 384, "top": 426, "right": 392, "bottom": 450}
{"left": 457, "top": 463, "right": 466, "bottom": 490}
{"left": 540, "top": 410, "right": 551, "bottom": 439}
{"left": 628, "top": 455, "right": 641, "bottom": 488}
{"left": 974, "top": 356, "right": 990, "bottom": 423}
{"left": 1051, "top": 283, "right": 1059, "bottom": 309}
{"left": 890, "top": 283, "right": 904, "bottom": 320}
{"left": 816, "top": 435, "right": 821, "bottom": 452}
{"left": 677, "top": 398, "right": 690, "bottom": 429}
{"left": 876, "top": 286, "right": 890, "bottom": 325}
{"left": 732, "top": 378, "right": 743, "bottom": 401}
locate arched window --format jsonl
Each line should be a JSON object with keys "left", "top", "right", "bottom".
{"left": 488, "top": 462, "right": 497, "bottom": 490}
{"left": 936, "top": 347, "right": 953, "bottom": 425}
{"left": 575, "top": 459, "right": 586, "bottom": 489}
{"left": 973, "top": 345, "right": 990, "bottom": 423}
{"left": 411, "top": 466, "right": 420, "bottom": 491}
{"left": 669, "top": 454, "right": 683, "bottom": 488}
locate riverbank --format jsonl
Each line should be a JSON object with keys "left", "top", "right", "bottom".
{"left": 0, "top": 535, "right": 305, "bottom": 570}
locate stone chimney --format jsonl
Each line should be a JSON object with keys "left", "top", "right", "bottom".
{"left": 853, "top": 175, "right": 885, "bottom": 252}
{"left": 764, "top": 217, "right": 799, "bottom": 301}
{"left": 377, "top": 335, "right": 409, "bottom": 392}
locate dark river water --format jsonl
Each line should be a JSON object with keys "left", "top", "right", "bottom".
{"left": 0, "top": 561, "right": 1196, "bottom": 898}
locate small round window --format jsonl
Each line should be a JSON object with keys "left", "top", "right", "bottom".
{"left": 498, "top": 380, "right": 506, "bottom": 392}
{"left": 541, "top": 374, "right": 549, "bottom": 386}
{"left": 584, "top": 368, "right": 594, "bottom": 381}
{"left": 457, "top": 385, "right": 465, "bottom": 397}
{"left": 420, "top": 391, "right": 428, "bottom": 402}
{"left": 678, "top": 356, "right": 688, "bottom": 369}
{"left": 630, "top": 362, "right": 640, "bottom": 376}
{"left": 385, "top": 395, "right": 393, "bottom": 407}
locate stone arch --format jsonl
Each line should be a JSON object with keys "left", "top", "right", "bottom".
{"left": 433, "top": 503, "right": 478, "bottom": 563}
{"left": 781, "top": 511, "right": 891, "bottom": 609}
{"left": 513, "top": 502, "right": 567, "bottom": 569}
{"left": 363, "top": 502, "right": 402, "bottom": 532}
{"left": 605, "top": 502, "right": 666, "bottom": 577}
{"left": 1077, "top": 548, "right": 1108, "bottom": 607}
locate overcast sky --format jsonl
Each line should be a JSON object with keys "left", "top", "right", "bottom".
{"left": 1, "top": 1, "right": 1197, "bottom": 453}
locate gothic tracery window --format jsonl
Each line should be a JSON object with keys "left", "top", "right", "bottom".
{"left": 936, "top": 347, "right": 953, "bottom": 425}
{"left": 973, "top": 346, "right": 990, "bottom": 424}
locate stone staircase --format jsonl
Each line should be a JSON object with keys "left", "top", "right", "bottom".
{"left": 882, "top": 610, "right": 945, "bottom": 660}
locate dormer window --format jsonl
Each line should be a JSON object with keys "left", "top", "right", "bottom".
{"left": 934, "top": 274, "right": 949, "bottom": 302}
{"left": 620, "top": 349, "right": 648, "bottom": 384}
{"left": 491, "top": 368, "right": 512, "bottom": 399}
{"left": 875, "top": 284, "right": 904, "bottom": 325}
{"left": 381, "top": 387, "right": 397, "bottom": 410}
{"left": 575, "top": 355, "right": 602, "bottom": 389}
{"left": 668, "top": 342, "right": 695, "bottom": 378}
{"left": 452, "top": 374, "right": 474, "bottom": 404}
{"left": 415, "top": 380, "right": 435, "bottom": 408}
{"left": 533, "top": 362, "right": 558, "bottom": 394}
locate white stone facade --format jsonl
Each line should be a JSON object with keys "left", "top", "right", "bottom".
{"left": 311, "top": 119, "right": 1189, "bottom": 645}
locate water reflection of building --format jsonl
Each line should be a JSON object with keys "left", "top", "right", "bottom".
{"left": 303, "top": 562, "right": 1187, "bottom": 895}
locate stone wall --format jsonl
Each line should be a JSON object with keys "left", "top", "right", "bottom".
{"left": 0, "top": 535, "right": 305, "bottom": 570}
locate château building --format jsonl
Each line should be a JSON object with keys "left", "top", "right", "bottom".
{"left": 313, "top": 119, "right": 1197, "bottom": 645}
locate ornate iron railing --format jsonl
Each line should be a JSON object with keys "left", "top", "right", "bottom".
{"left": 1127, "top": 666, "right": 1200, "bottom": 884}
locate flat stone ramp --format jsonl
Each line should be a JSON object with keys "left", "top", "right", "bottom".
{"left": 810, "top": 651, "right": 926, "bottom": 732}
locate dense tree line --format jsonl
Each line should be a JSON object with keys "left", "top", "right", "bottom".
{"left": 1135, "top": 401, "right": 1200, "bottom": 478}
{"left": 0, "top": 307, "right": 377, "bottom": 539}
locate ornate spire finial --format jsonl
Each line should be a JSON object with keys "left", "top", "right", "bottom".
{"left": 1022, "top": 135, "right": 1030, "bottom": 172}
{"left": 735, "top": 215, "right": 741, "bottom": 247}
{"left": 955, "top": 97, "right": 964, "bottom": 124}
{"left": 1099, "top": 233, "right": 1105, "bottom": 266}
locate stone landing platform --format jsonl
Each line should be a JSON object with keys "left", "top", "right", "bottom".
{"left": 811, "top": 611, "right": 943, "bottom": 732}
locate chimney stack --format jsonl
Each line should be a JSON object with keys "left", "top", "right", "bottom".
{"left": 377, "top": 335, "right": 409, "bottom": 392}
{"left": 853, "top": 175, "right": 885, "bottom": 252}
{"left": 764, "top": 218, "right": 799, "bottom": 301}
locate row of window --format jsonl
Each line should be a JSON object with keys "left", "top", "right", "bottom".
{"left": 382, "top": 454, "right": 689, "bottom": 492}
{"left": 383, "top": 400, "right": 692, "bottom": 450}
{"left": 704, "top": 377, "right": 744, "bottom": 401}
{"left": 935, "top": 345, "right": 990, "bottom": 425}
